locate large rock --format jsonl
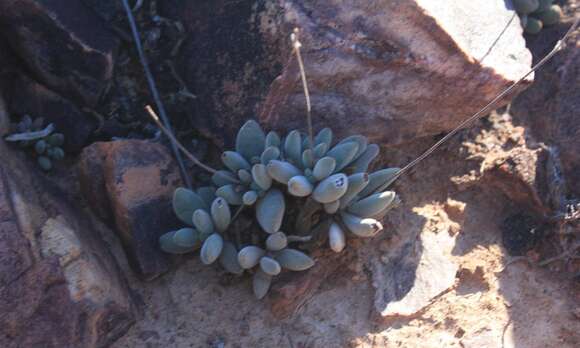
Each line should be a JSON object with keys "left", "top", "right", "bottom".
{"left": 0, "top": 0, "right": 119, "bottom": 107}
{"left": 78, "top": 140, "right": 183, "bottom": 280}
{"left": 160, "top": 0, "right": 531, "bottom": 146}
{"left": 0, "top": 98, "right": 134, "bottom": 347}
{"left": 372, "top": 216, "right": 459, "bottom": 317}
{"left": 511, "top": 28, "right": 580, "bottom": 196}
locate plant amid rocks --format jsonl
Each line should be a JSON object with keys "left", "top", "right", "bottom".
{"left": 159, "top": 120, "right": 400, "bottom": 299}
{"left": 514, "top": 0, "right": 562, "bottom": 34}
{"left": 4, "top": 115, "right": 66, "bottom": 171}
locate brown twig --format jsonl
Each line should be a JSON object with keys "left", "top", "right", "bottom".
{"left": 145, "top": 106, "right": 240, "bottom": 184}
{"left": 291, "top": 28, "right": 314, "bottom": 148}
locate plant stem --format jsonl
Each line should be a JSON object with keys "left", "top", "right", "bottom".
{"left": 291, "top": 28, "right": 314, "bottom": 149}
{"left": 145, "top": 106, "right": 240, "bottom": 184}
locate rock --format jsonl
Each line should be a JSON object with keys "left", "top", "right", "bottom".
{"left": 268, "top": 250, "right": 354, "bottom": 319}
{"left": 372, "top": 222, "right": 458, "bottom": 317}
{"left": 78, "top": 143, "right": 114, "bottom": 222}
{"left": 0, "top": 98, "right": 135, "bottom": 347}
{"left": 78, "top": 140, "right": 183, "bottom": 280}
{"left": 511, "top": 28, "right": 580, "bottom": 196}
{"left": 0, "top": 167, "right": 33, "bottom": 288}
{"left": 483, "top": 146, "right": 552, "bottom": 215}
{"left": 2, "top": 73, "right": 98, "bottom": 152}
{"left": 0, "top": 0, "right": 119, "bottom": 107}
{"left": 160, "top": 0, "right": 531, "bottom": 147}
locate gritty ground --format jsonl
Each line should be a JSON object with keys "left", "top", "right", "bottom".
{"left": 111, "top": 110, "right": 580, "bottom": 348}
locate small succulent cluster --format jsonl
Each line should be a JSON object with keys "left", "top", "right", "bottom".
{"left": 4, "top": 115, "right": 66, "bottom": 171}
{"left": 514, "top": 0, "right": 562, "bottom": 34}
{"left": 160, "top": 120, "right": 400, "bottom": 299}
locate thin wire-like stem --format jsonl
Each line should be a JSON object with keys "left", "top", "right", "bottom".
{"left": 392, "top": 17, "right": 580, "bottom": 183}
{"left": 121, "top": 0, "right": 192, "bottom": 188}
{"left": 145, "top": 106, "right": 240, "bottom": 184}
{"left": 292, "top": 28, "right": 314, "bottom": 148}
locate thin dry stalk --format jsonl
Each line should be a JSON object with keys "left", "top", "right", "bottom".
{"left": 145, "top": 106, "right": 240, "bottom": 184}
{"left": 291, "top": 28, "right": 314, "bottom": 148}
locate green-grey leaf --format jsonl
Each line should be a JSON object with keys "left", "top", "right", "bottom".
{"left": 339, "top": 173, "right": 370, "bottom": 209}
{"left": 221, "top": 151, "right": 251, "bottom": 172}
{"left": 216, "top": 184, "right": 244, "bottom": 205}
{"left": 212, "top": 170, "right": 238, "bottom": 187}
{"left": 242, "top": 190, "right": 258, "bottom": 205}
{"left": 172, "top": 228, "right": 200, "bottom": 248}
{"left": 340, "top": 212, "right": 383, "bottom": 238}
{"left": 192, "top": 209, "right": 214, "bottom": 235}
{"left": 266, "top": 231, "right": 288, "bottom": 251}
{"left": 312, "top": 156, "right": 336, "bottom": 181}
{"left": 312, "top": 173, "right": 349, "bottom": 203}
{"left": 358, "top": 168, "right": 400, "bottom": 197}
{"left": 266, "top": 131, "right": 281, "bottom": 148}
{"left": 4, "top": 123, "right": 54, "bottom": 142}
{"left": 313, "top": 143, "right": 328, "bottom": 159}
{"left": 261, "top": 146, "right": 281, "bottom": 165}
{"left": 236, "top": 120, "right": 266, "bottom": 161}
{"left": 173, "top": 188, "right": 208, "bottom": 225}
{"left": 314, "top": 128, "right": 333, "bottom": 149}
{"left": 253, "top": 269, "right": 272, "bottom": 299}
{"left": 196, "top": 186, "right": 217, "bottom": 208}
{"left": 159, "top": 231, "right": 197, "bottom": 254}
{"left": 252, "top": 164, "right": 272, "bottom": 190}
{"left": 323, "top": 200, "right": 340, "bottom": 214}
{"left": 237, "top": 169, "right": 252, "bottom": 184}
{"left": 220, "top": 241, "right": 243, "bottom": 274}
{"left": 284, "top": 130, "right": 302, "bottom": 167}
{"left": 256, "top": 189, "right": 285, "bottom": 233}
{"left": 275, "top": 249, "right": 315, "bottom": 271}
{"left": 338, "top": 135, "right": 368, "bottom": 159}
{"left": 200, "top": 233, "right": 224, "bottom": 264}
{"left": 287, "top": 175, "right": 313, "bottom": 197}
{"left": 211, "top": 197, "right": 231, "bottom": 232}
{"left": 238, "top": 245, "right": 266, "bottom": 269}
{"left": 260, "top": 256, "right": 282, "bottom": 276}
{"left": 326, "top": 142, "right": 359, "bottom": 172}
{"left": 348, "top": 191, "right": 397, "bottom": 218}
{"left": 346, "top": 144, "right": 379, "bottom": 174}
{"left": 328, "top": 222, "right": 346, "bottom": 253}
{"left": 266, "top": 160, "right": 302, "bottom": 185}
{"left": 302, "top": 149, "right": 314, "bottom": 169}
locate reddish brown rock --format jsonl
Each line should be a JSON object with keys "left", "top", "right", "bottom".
{"left": 79, "top": 140, "right": 184, "bottom": 280}
{"left": 511, "top": 28, "right": 580, "bottom": 196}
{"left": 0, "top": 0, "right": 119, "bottom": 107}
{"left": 269, "top": 251, "right": 353, "bottom": 319}
{"left": 78, "top": 142, "right": 114, "bottom": 222}
{"left": 0, "top": 167, "right": 33, "bottom": 287}
{"left": 160, "top": 0, "right": 531, "bottom": 147}
{"left": 1, "top": 98, "right": 134, "bottom": 347}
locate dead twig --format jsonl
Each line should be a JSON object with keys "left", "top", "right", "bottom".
{"left": 291, "top": 28, "right": 314, "bottom": 148}
{"left": 145, "top": 106, "right": 240, "bottom": 184}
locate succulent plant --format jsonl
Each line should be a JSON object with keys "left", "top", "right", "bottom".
{"left": 516, "top": 0, "right": 561, "bottom": 35}
{"left": 513, "top": 0, "right": 540, "bottom": 15}
{"left": 533, "top": 4, "right": 562, "bottom": 26}
{"left": 159, "top": 120, "right": 400, "bottom": 299}
{"left": 4, "top": 115, "right": 66, "bottom": 171}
